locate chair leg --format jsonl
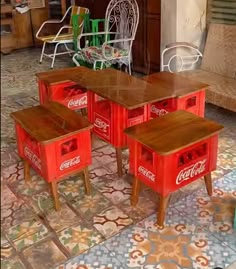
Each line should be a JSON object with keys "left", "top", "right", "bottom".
{"left": 51, "top": 43, "right": 60, "bottom": 69}
{"left": 128, "top": 62, "right": 132, "bottom": 75}
{"left": 40, "top": 42, "right": 46, "bottom": 63}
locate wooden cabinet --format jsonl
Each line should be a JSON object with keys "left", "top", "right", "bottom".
{"left": 133, "top": 0, "right": 161, "bottom": 74}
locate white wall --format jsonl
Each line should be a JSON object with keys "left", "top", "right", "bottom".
{"left": 161, "top": 0, "right": 207, "bottom": 52}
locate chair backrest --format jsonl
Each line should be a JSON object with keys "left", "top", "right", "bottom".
{"left": 104, "top": 0, "right": 139, "bottom": 48}
{"left": 69, "top": 6, "right": 89, "bottom": 27}
{"left": 200, "top": 23, "right": 236, "bottom": 79}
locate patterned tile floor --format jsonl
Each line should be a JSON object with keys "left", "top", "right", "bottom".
{"left": 1, "top": 48, "right": 236, "bottom": 269}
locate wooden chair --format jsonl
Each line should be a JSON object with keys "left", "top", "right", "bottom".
{"left": 36, "top": 6, "right": 89, "bottom": 68}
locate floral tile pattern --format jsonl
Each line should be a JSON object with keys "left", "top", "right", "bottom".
{"left": 23, "top": 239, "right": 67, "bottom": 269}
{"left": 58, "top": 244, "right": 123, "bottom": 269}
{"left": 93, "top": 206, "right": 133, "bottom": 239}
{"left": 5, "top": 219, "right": 49, "bottom": 251}
{"left": 57, "top": 223, "right": 104, "bottom": 257}
{"left": 1, "top": 48, "right": 236, "bottom": 269}
{"left": 1, "top": 256, "right": 26, "bottom": 269}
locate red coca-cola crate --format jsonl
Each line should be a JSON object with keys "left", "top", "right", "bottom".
{"left": 11, "top": 102, "right": 93, "bottom": 210}
{"left": 39, "top": 81, "right": 87, "bottom": 111}
{"left": 125, "top": 110, "right": 223, "bottom": 226}
{"left": 129, "top": 136, "right": 218, "bottom": 196}
{"left": 36, "top": 67, "right": 90, "bottom": 111}
{"left": 15, "top": 124, "right": 92, "bottom": 182}
{"left": 150, "top": 90, "right": 205, "bottom": 118}
{"left": 88, "top": 91, "right": 149, "bottom": 147}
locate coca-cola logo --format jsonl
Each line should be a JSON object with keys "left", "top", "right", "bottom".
{"left": 24, "top": 146, "right": 41, "bottom": 171}
{"left": 176, "top": 159, "right": 207, "bottom": 185}
{"left": 68, "top": 95, "right": 87, "bottom": 108}
{"left": 151, "top": 105, "right": 168, "bottom": 116}
{"left": 60, "top": 156, "right": 81, "bottom": 171}
{"left": 138, "top": 166, "right": 155, "bottom": 181}
{"left": 94, "top": 118, "right": 109, "bottom": 132}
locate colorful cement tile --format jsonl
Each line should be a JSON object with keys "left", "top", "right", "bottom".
{"left": 1, "top": 233, "right": 15, "bottom": 260}
{"left": 58, "top": 175, "right": 86, "bottom": 202}
{"left": 23, "top": 239, "right": 67, "bottom": 269}
{"left": 175, "top": 177, "right": 236, "bottom": 251}
{"left": 59, "top": 244, "right": 123, "bottom": 269}
{"left": 57, "top": 223, "right": 104, "bottom": 257}
{"left": 96, "top": 178, "right": 132, "bottom": 205}
{"left": 92, "top": 145, "right": 116, "bottom": 165}
{"left": 27, "top": 191, "right": 65, "bottom": 214}
{"left": 1, "top": 199, "right": 36, "bottom": 230}
{"left": 6, "top": 219, "right": 49, "bottom": 251}
{"left": 89, "top": 165, "right": 115, "bottom": 182}
{"left": 104, "top": 211, "right": 236, "bottom": 269}
{"left": 118, "top": 196, "right": 156, "bottom": 223}
{"left": 71, "top": 190, "right": 111, "bottom": 221}
{"left": 1, "top": 183, "right": 18, "bottom": 207}
{"left": 93, "top": 205, "right": 133, "bottom": 239}
{"left": 45, "top": 203, "right": 82, "bottom": 232}
{"left": 1, "top": 256, "right": 26, "bottom": 269}
{"left": 9, "top": 174, "right": 48, "bottom": 198}
{"left": 1, "top": 162, "right": 27, "bottom": 184}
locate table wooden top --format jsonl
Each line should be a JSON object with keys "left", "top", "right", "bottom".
{"left": 142, "top": 72, "right": 209, "bottom": 97}
{"left": 36, "top": 66, "right": 93, "bottom": 86}
{"left": 124, "top": 110, "right": 224, "bottom": 155}
{"left": 11, "top": 102, "right": 93, "bottom": 144}
{"left": 71, "top": 68, "right": 208, "bottom": 109}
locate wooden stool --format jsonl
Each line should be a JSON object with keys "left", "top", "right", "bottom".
{"left": 11, "top": 102, "right": 93, "bottom": 210}
{"left": 125, "top": 110, "right": 224, "bottom": 227}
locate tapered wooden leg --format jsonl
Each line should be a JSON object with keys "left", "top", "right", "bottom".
{"left": 83, "top": 166, "right": 91, "bottom": 195}
{"left": 157, "top": 194, "right": 170, "bottom": 227}
{"left": 131, "top": 177, "right": 141, "bottom": 206}
{"left": 116, "top": 147, "right": 123, "bottom": 177}
{"left": 204, "top": 173, "right": 212, "bottom": 196}
{"left": 23, "top": 160, "right": 31, "bottom": 183}
{"left": 51, "top": 181, "right": 60, "bottom": 210}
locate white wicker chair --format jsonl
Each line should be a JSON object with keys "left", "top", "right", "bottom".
{"left": 72, "top": 0, "right": 139, "bottom": 75}
{"left": 36, "top": 6, "right": 89, "bottom": 68}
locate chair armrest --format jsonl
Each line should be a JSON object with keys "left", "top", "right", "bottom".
{"left": 51, "top": 25, "right": 73, "bottom": 42}
{"left": 36, "top": 20, "right": 65, "bottom": 38}
{"left": 161, "top": 42, "right": 203, "bottom": 72}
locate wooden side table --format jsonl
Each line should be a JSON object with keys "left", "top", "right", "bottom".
{"left": 11, "top": 102, "right": 93, "bottom": 210}
{"left": 125, "top": 110, "right": 224, "bottom": 227}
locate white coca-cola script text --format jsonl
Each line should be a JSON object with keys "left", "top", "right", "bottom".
{"left": 60, "top": 156, "right": 81, "bottom": 171}
{"left": 24, "top": 146, "right": 41, "bottom": 171}
{"left": 138, "top": 166, "right": 155, "bottom": 181}
{"left": 176, "top": 159, "right": 207, "bottom": 185}
{"left": 94, "top": 118, "right": 109, "bottom": 133}
{"left": 68, "top": 95, "right": 87, "bottom": 108}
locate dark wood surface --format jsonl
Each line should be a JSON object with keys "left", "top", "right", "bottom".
{"left": 71, "top": 68, "right": 209, "bottom": 109}
{"left": 142, "top": 71, "right": 209, "bottom": 97}
{"left": 36, "top": 66, "right": 93, "bottom": 85}
{"left": 11, "top": 102, "right": 93, "bottom": 144}
{"left": 124, "top": 110, "right": 224, "bottom": 155}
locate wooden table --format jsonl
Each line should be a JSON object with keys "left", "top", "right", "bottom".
{"left": 125, "top": 110, "right": 224, "bottom": 226}
{"left": 11, "top": 102, "right": 93, "bottom": 210}
{"left": 71, "top": 68, "right": 208, "bottom": 177}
